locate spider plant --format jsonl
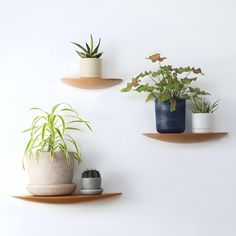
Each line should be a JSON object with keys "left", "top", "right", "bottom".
{"left": 22, "top": 103, "right": 92, "bottom": 168}
{"left": 189, "top": 97, "right": 219, "bottom": 113}
{"left": 71, "top": 34, "right": 103, "bottom": 58}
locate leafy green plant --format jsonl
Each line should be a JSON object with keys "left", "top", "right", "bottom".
{"left": 71, "top": 34, "right": 103, "bottom": 58}
{"left": 82, "top": 170, "right": 101, "bottom": 178}
{"left": 22, "top": 103, "right": 92, "bottom": 168}
{"left": 121, "top": 53, "right": 209, "bottom": 111}
{"left": 189, "top": 97, "right": 219, "bottom": 113}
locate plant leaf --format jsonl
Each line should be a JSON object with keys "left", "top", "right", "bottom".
{"left": 90, "top": 34, "right": 93, "bottom": 55}
{"left": 76, "top": 50, "right": 86, "bottom": 58}
{"left": 93, "top": 52, "right": 103, "bottom": 58}
{"left": 41, "top": 123, "right": 47, "bottom": 140}
{"left": 92, "top": 38, "right": 101, "bottom": 55}
{"left": 71, "top": 41, "right": 88, "bottom": 54}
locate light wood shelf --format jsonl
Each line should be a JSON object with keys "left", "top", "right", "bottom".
{"left": 61, "top": 77, "right": 122, "bottom": 89}
{"left": 12, "top": 192, "right": 122, "bottom": 204}
{"left": 143, "top": 132, "right": 228, "bottom": 143}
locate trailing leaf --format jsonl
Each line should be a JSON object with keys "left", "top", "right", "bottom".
{"left": 146, "top": 53, "right": 167, "bottom": 63}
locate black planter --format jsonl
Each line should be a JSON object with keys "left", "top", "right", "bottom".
{"left": 155, "top": 99, "right": 186, "bottom": 133}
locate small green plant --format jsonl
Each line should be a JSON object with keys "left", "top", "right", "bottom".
{"left": 189, "top": 97, "right": 219, "bottom": 113}
{"left": 82, "top": 170, "right": 101, "bottom": 178}
{"left": 121, "top": 52, "right": 209, "bottom": 111}
{"left": 22, "top": 103, "right": 92, "bottom": 168}
{"left": 71, "top": 34, "right": 103, "bottom": 58}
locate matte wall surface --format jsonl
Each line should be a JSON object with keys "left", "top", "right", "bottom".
{"left": 0, "top": 0, "right": 235, "bottom": 235}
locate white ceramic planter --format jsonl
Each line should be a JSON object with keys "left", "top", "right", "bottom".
{"left": 27, "top": 152, "right": 76, "bottom": 196}
{"left": 80, "top": 58, "right": 102, "bottom": 78}
{"left": 192, "top": 113, "right": 213, "bottom": 133}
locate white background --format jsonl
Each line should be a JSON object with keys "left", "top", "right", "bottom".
{"left": 0, "top": 0, "right": 235, "bottom": 235}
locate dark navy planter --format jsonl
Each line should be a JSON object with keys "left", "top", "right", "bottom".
{"left": 155, "top": 99, "right": 186, "bottom": 133}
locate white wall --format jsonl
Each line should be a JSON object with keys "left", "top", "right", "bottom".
{"left": 0, "top": 0, "right": 236, "bottom": 235}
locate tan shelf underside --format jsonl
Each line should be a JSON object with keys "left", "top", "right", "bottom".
{"left": 61, "top": 78, "right": 122, "bottom": 89}
{"left": 13, "top": 193, "right": 122, "bottom": 204}
{"left": 143, "top": 132, "right": 228, "bottom": 143}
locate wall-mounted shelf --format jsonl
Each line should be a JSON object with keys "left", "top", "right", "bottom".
{"left": 143, "top": 132, "right": 228, "bottom": 143}
{"left": 12, "top": 192, "right": 122, "bottom": 204}
{"left": 61, "top": 78, "right": 122, "bottom": 90}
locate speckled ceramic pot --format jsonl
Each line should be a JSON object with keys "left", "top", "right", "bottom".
{"left": 27, "top": 152, "right": 76, "bottom": 196}
{"left": 27, "top": 152, "right": 74, "bottom": 185}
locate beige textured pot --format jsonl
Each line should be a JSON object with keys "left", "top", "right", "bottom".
{"left": 27, "top": 152, "right": 76, "bottom": 196}
{"left": 80, "top": 58, "right": 102, "bottom": 78}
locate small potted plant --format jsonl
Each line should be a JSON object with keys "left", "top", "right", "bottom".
{"left": 189, "top": 97, "right": 219, "bottom": 133}
{"left": 72, "top": 34, "right": 103, "bottom": 78}
{"left": 121, "top": 53, "right": 208, "bottom": 133}
{"left": 80, "top": 169, "right": 103, "bottom": 195}
{"left": 22, "top": 103, "right": 92, "bottom": 196}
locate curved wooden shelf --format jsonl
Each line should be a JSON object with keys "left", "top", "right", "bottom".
{"left": 61, "top": 78, "right": 122, "bottom": 89}
{"left": 12, "top": 192, "right": 122, "bottom": 204}
{"left": 143, "top": 132, "right": 228, "bottom": 143}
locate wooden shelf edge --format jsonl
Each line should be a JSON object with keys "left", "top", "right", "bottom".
{"left": 143, "top": 132, "right": 228, "bottom": 143}
{"left": 12, "top": 192, "right": 122, "bottom": 204}
{"left": 61, "top": 78, "right": 122, "bottom": 90}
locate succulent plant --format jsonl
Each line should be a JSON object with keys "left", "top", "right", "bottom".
{"left": 71, "top": 34, "right": 103, "bottom": 58}
{"left": 82, "top": 169, "right": 101, "bottom": 178}
{"left": 189, "top": 97, "right": 219, "bottom": 113}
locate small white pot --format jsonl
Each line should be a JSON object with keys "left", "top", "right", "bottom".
{"left": 80, "top": 58, "right": 102, "bottom": 78}
{"left": 192, "top": 113, "right": 213, "bottom": 133}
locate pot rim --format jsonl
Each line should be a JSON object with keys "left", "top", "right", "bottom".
{"left": 192, "top": 113, "right": 213, "bottom": 115}
{"left": 80, "top": 58, "right": 102, "bottom": 61}
{"left": 155, "top": 98, "right": 186, "bottom": 103}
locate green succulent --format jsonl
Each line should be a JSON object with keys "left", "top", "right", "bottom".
{"left": 189, "top": 97, "right": 219, "bottom": 113}
{"left": 121, "top": 53, "right": 209, "bottom": 111}
{"left": 22, "top": 103, "right": 92, "bottom": 168}
{"left": 71, "top": 34, "right": 103, "bottom": 58}
{"left": 82, "top": 169, "right": 101, "bottom": 178}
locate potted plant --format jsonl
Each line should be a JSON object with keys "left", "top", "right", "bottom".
{"left": 189, "top": 97, "right": 219, "bottom": 133}
{"left": 80, "top": 169, "right": 103, "bottom": 195}
{"left": 121, "top": 53, "right": 208, "bottom": 133}
{"left": 72, "top": 34, "right": 103, "bottom": 78}
{"left": 22, "top": 103, "right": 92, "bottom": 196}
